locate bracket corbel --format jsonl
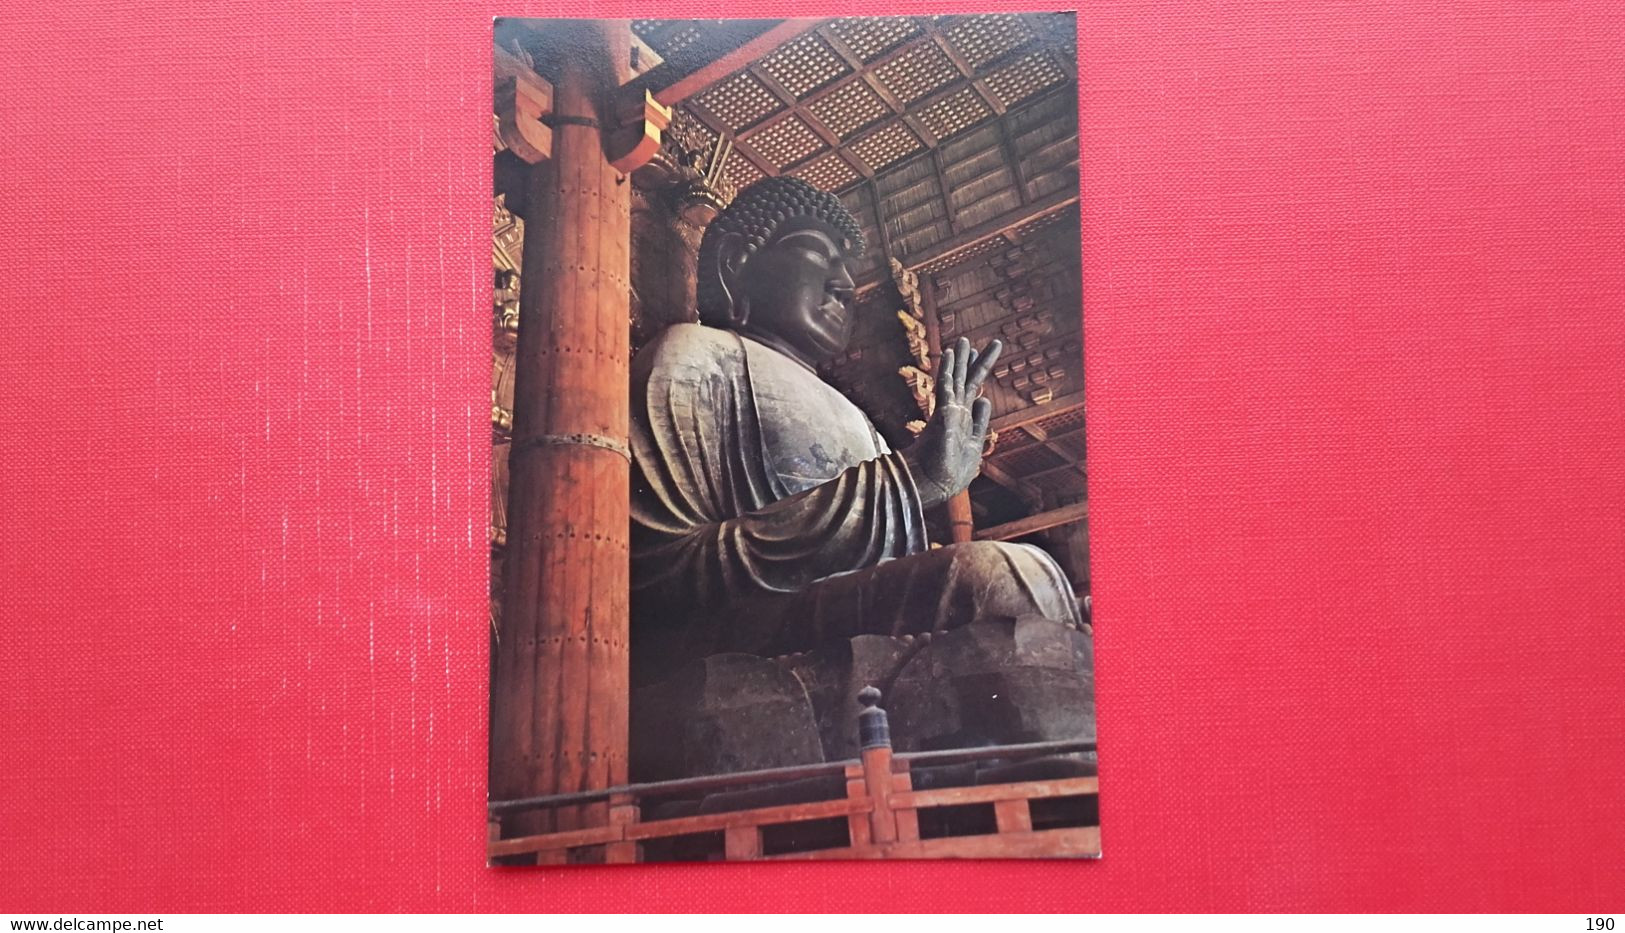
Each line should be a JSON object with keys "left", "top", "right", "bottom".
{"left": 607, "top": 87, "right": 673, "bottom": 175}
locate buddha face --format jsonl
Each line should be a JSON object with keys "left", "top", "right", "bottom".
{"left": 726, "top": 219, "right": 858, "bottom": 367}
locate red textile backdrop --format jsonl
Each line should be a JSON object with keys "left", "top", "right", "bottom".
{"left": 2, "top": 0, "right": 1622, "bottom": 913}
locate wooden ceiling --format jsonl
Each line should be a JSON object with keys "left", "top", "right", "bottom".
{"left": 634, "top": 15, "right": 1077, "bottom": 198}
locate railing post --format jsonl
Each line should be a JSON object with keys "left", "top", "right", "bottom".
{"left": 993, "top": 798, "right": 1033, "bottom": 834}
{"left": 858, "top": 686, "right": 898, "bottom": 846}
{"left": 604, "top": 792, "right": 639, "bottom": 864}
{"left": 724, "top": 824, "right": 763, "bottom": 860}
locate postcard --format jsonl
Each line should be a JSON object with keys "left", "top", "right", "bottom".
{"left": 488, "top": 13, "right": 1094, "bottom": 863}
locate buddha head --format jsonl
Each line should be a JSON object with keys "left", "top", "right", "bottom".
{"left": 696, "top": 177, "right": 867, "bottom": 367}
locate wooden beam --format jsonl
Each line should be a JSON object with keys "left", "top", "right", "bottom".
{"left": 920, "top": 17, "right": 1007, "bottom": 117}
{"left": 652, "top": 19, "right": 825, "bottom": 106}
{"left": 990, "top": 389, "right": 1084, "bottom": 434}
{"left": 931, "top": 148, "right": 960, "bottom": 235}
{"left": 883, "top": 186, "right": 1078, "bottom": 287}
{"left": 867, "top": 178, "right": 897, "bottom": 265}
{"left": 996, "top": 114, "right": 1032, "bottom": 205}
{"left": 685, "top": 98, "right": 778, "bottom": 178}
{"left": 812, "top": 26, "right": 941, "bottom": 149}
{"left": 975, "top": 501, "right": 1088, "bottom": 542}
{"left": 1007, "top": 457, "right": 1086, "bottom": 484}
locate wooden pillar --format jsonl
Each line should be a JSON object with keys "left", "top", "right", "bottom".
{"left": 946, "top": 491, "right": 975, "bottom": 543}
{"left": 920, "top": 277, "right": 975, "bottom": 543}
{"left": 493, "top": 21, "right": 632, "bottom": 838}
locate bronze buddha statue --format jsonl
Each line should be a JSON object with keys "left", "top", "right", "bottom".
{"left": 628, "top": 177, "right": 1092, "bottom": 778}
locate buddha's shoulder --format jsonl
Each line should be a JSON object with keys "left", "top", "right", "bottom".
{"left": 633, "top": 323, "right": 749, "bottom": 381}
{"left": 636, "top": 322, "right": 745, "bottom": 365}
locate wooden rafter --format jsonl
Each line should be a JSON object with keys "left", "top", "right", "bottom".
{"left": 866, "top": 178, "right": 897, "bottom": 264}
{"left": 746, "top": 63, "right": 871, "bottom": 180}
{"left": 854, "top": 186, "right": 1078, "bottom": 294}
{"left": 990, "top": 388, "right": 1085, "bottom": 434}
{"left": 975, "top": 501, "right": 1088, "bottom": 542}
{"left": 921, "top": 18, "right": 1007, "bottom": 117}
{"left": 652, "top": 19, "right": 826, "bottom": 106}
{"left": 684, "top": 98, "right": 778, "bottom": 178}
{"left": 977, "top": 458, "right": 1039, "bottom": 505}
{"left": 930, "top": 147, "right": 960, "bottom": 235}
{"left": 998, "top": 455, "right": 1085, "bottom": 485}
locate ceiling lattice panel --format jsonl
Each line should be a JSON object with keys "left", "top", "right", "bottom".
{"left": 827, "top": 16, "right": 921, "bottom": 63}
{"left": 807, "top": 80, "right": 892, "bottom": 141}
{"left": 760, "top": 32, "right": 851, "bottom": 97}
{"left": 794, "top": 152, "right": 862, "bottom": 192}
{"left": 982, "top": 50, "right": 1070, "bottom": 109}
{"left": 850, "top": 122, "right": 923, "bottom": 172}
{"left": 918, "top": 86, "right": 995, "bottom": 142}
{"left": 694, "top": 71, "right": 783, "bottom": 130}
{"left": 871, "top": 41, "right": 961, "bottom": 106}
{"left": 945, "top": 14, "right": 1036, "bottom": 68}
{"left": 745, "top": 116, "right": 825, "bottom": 167}
{"left": 657, "top": 14, "right": 1075, "bottom": 191}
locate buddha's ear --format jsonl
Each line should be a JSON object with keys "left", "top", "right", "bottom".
{"left": 714, "top": 231, "right": 750, "bottom": 327}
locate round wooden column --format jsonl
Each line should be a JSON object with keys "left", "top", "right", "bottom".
{"left": 946, "top": 490, "right": 975, "bottom": 543}
{"left": 493, "top": 22, "right": 631, "bottom": 838}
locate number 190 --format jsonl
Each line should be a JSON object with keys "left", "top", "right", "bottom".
{"left": 1588, "top": 919, "right": 1614, "bottom": 931}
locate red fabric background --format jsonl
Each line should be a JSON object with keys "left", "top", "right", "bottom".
{"left": 3, "top": 0, "right": 1622, "bottom": 913}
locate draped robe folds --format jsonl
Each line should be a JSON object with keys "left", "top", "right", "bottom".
{"left": 630, "top": 323, "right": 1081, "bottom": 677}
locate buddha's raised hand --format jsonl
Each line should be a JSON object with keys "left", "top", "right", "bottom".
{"left": 902, "top": 337, "right": 1002, "bottom": 508}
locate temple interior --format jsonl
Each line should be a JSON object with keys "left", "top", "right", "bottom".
{"left": 487, "top": 16, "right": 1094, "bottom": 860}
{"left": 493, "top": 14, "right": 1086, "bottom": 637}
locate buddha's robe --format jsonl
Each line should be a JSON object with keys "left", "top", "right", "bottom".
{"left": 630, "top": 323, "right": 1080, "bottom": 673}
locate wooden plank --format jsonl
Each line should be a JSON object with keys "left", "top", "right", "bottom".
{"left": 488, "top": 823, "right": 623, "bottom": 858}
{"left": 891, "top": 775, "right": 1098, "bottom": 809}
{"left": 765, "top": 825, "right": 1101, "bottom": 860}
{"left": 885, "top": 825, "right": 1100, "bottom": 859}
{"left": 974, "top": 501, "right": 1089, "bottom": 542}
{"left": 947, "top": 490, "right": 974, "bottom": 542}
{"left": 845, "top": 775, "right": 873, "bottom": 848}
{"left": 1010, "top": 457, "right": 1087, "bottom": 485}
{"left": 624, "top": 797, "right": 870, "bottom": 841}
{"left": 491, "top": 757, "right": 854, "bottom": 817}
{"left": 653, "top": 19, "right": 825, "bottom": 106}
{"left": 891, "top": 772, "right": 920, "bottom": 843}
{"left": 762, "top": 845, "right": 874, "bottom": 861}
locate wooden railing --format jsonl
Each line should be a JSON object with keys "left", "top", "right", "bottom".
{"left": 488, "top": 689, "right": 1098, "bottom": 863}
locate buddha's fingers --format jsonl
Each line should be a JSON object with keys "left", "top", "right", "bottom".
{"left": 966, "top": 339, "right": 1003, "bottom": 398}
{"left": 972, "top": 396, "right": 992, "bottom": 441}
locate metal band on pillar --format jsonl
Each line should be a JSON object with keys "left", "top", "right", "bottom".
{"left": 511, "top": 433, "right": 632, "bottom": 462}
